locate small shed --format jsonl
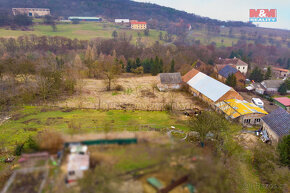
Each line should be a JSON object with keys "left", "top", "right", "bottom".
{"left": 157, "top": 73, "right": 182, "bottom": 91}
{"left": 67, "top": 154, "right": 89, "bottom": 184}
{"left": 273, "top": 97, "right": 290, "bottom": 112}
{"left": 261, "top": 108, "right": 290, "bottom": 144}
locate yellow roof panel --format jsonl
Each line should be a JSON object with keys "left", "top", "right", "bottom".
{"left": 216, "top": 99, "right": 268, "bottom": 119}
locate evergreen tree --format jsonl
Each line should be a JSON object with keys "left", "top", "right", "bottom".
{"left": 159, "top": 32, "right": 163, "bottom": 40}
{"left": 265, "top": 67, "right": 272, "bottom": 80}
{"left": 135, "top": 58, "right": 141, "bottom": 68}
{"left": 226, "top": 74, "right": 237, "bottom": 88}
{"left": 249, "top": 67, "right": 264, "bottom": 82}
{"left": 151, "top": 57, "right": 160, "bottom": 75}
{"left": 112, "top": 30, "right": 118, "bottom": 39}
{"left": 142, "top": 59, "right": 151, "bottom": 73}
{"left": 159, "top": 58, "right": 163, "bottom": 73}
{"left": 278, "top": 79, "right": 289, "bottom": 95}
{"left": 170, "top": 59, "right": 175, "bottom": 73}
{"left": 126, "top": 59, "right": 132, "bottom": 72}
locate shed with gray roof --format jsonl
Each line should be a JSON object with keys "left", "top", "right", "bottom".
{"left": 157, "top": 73, "right": 182, "bottom": 91}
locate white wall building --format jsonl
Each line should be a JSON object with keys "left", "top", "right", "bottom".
{"left": 115, "top": 19, "right": 130, "bottom": 23}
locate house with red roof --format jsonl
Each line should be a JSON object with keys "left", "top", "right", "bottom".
{"left": 130, "top": 20, "right": 147, "bottom": 30}
{"left": 272, "top": 67, "right": 289, "bottom": 79}
{"left": 273, "top": 97, "right": 290, "bottom": 112}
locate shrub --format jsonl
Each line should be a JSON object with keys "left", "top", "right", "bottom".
{"left": 26, "top": 135, "right": 39, "bottom": 151}
{"left": 14, "top": 143, "right": 24, "bottom": 156}
{"left": 115, "top": 84, "right": 124, "bottom": 91}
{"left": 37, "top": 130, "right": 64, "bottom": 153}
{"left": 278, "top": 135, "right": 290, "bottom": 167}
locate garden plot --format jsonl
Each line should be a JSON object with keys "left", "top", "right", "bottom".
{"left": 54, "top": 76, "right": 203, "bottom": 111}
{"left": 2, "top": 167, "right": 48, "bottom": 193}
{"left": 61, "top": 136, "right": 200, "bottom": 193}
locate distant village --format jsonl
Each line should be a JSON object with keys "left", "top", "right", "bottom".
{"left": 11, "top": 8, "right": 147, "bottom": 30}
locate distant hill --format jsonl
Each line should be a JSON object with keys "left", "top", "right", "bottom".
{"left": 0, "top": 0, "right": 255, "bottom": 28}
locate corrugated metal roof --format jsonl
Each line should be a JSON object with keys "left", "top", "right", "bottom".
{"left": 187, "top": 72, "right": 231, "bottom": 102}
{"left": 159, "top": 73, "right": 182, "bottom": 84}
{"left": 216, "top": 99, "right": 268, "bottom": 119}
{"left": 261, "top": 108, "right": 290, "bottom": 137}
{"left": 218, "top": 65, "right": 238, "bottom": 78}
{"left": 274, "top": 97, "right": 290, "bottom": 106}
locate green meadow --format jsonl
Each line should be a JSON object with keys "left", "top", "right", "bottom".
{"left": 0, "top": 21, "right": 164, "bottom": 46}
{"left": 0, "top": 106, "right": 189, "bottom": 148}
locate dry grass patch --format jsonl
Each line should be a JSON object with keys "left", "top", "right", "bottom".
{"left": 54, "top": 75, "right": 202, "bottom": 111}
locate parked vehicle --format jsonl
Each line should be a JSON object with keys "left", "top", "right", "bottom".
{"left": 251, "top": 98, "right": 264, "bottom": 109}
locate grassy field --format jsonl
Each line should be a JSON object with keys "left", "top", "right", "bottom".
{"left": 0, "top": 21, "right": 165, "bottom": 46}
{"left": 0, "top": 106, "right": 190, "bottom": 148}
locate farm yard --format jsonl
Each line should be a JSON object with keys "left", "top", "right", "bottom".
{"left": 53, "top": 75, "right": 205, "bottom": 111}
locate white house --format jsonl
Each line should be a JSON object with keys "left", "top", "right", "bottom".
{"left": 215, "top": 58, "right": 249, "bottom": 75}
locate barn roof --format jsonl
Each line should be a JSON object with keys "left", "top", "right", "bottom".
{"left": 261, "top": 108, "right": 290, "bottom": 137}
{"left": 186, "top": 71, "right": 232, "bottom": 102}
{"left": 159, "top": 73, "right": 182, "bottom": 84}
{"left": 219, "top": 65, "right": 238, "bottom": 78}
{"left": 216, "top": 58, "right": 248, "bottom": 66}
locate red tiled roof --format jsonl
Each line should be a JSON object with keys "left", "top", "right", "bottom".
{"left": 274, "top": 97, "right": 290, "bottom": 106}
{"left": 216, "top": 58, "right": 248, "bottom": 66}
{"left": 131, "top": 21, "right": 147, "bottom": 24}
{"left": 182, "top": 68, "right": 200, "bottom": 83}
{"left": 272, "top": 67, "right": 289, "bottom": 73}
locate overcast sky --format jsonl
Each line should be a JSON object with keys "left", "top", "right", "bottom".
{"left": 134, "top": 0, "right": 290, "bottom": 30}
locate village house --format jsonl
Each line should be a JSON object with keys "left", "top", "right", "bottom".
{"left": 215, "top": 99, "right": 268, "bottom": 126}
{"left": 261, "top": 79, "right": 285, "bottom": 94}
{"left": 273, "top": 97, "right": 290, "bottom": 112}
{"left": 246, "top": 79, "right": 289, "bottom": 95}
{"left": 131, "top": 21, "right": 147, "bottom": 30}
{"left": 272, "top": 67, "right": 289, "bottom": 79}
{"left": 182, "top": 69, "right": 243, "bottom": 106}
{"left": 218, "top": 65, "right": 245, "bottom": 89}
{"left": 157, "top": 73, "right": 182, "bottom": 91}
{"left": 215, "top": 58, "right": 248, "bottom": 75}
{"left": 12, "top": 8, "right": 50, "bottom": 17}
{"left": 261, "top": 108, "right": 290, "bottom": 144}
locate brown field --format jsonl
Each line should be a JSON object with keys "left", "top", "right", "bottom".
{"left": 53, "top": 75, "right": 204, "bottom": 111}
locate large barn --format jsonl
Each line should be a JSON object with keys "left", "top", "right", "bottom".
{"left": 182, "top": 69, "right": 243, "bottom": 106}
